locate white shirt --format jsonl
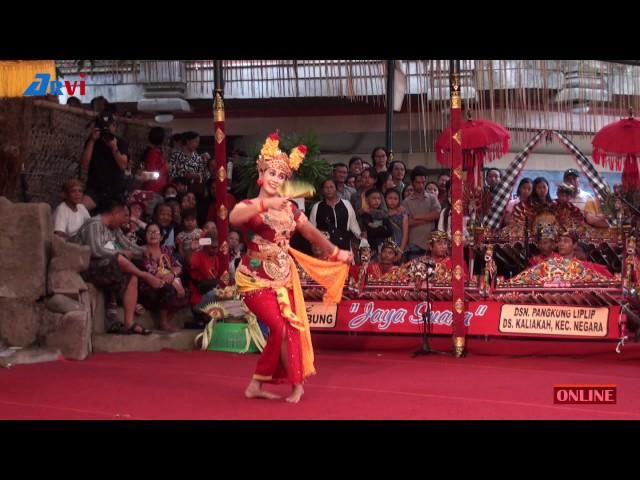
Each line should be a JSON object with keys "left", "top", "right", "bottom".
{"left": 570, "top": 190, "right": 594, "bottom": 213}
{"left": 53, "top": 202, "right": 90, "bottom": 237}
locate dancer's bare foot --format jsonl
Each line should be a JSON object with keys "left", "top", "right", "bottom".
{"left": 286, "top": 384, "right": 304, "bottom": 404}
{"left": 244, "top": 380, "right": 280, "bottom": 400}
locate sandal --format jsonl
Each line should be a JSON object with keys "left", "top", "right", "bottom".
{"left": 127, "top": 322, "right": 152, "bottom": 335}
{"left": 107, "top": 321, "right": 127, "bottom": 335}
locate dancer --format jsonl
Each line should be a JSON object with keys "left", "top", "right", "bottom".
{"left": 230, "top": 132, "right": 352, "bottom": 403}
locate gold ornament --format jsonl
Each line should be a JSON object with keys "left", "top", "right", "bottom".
{"left": 217, "top": 166, "right": 226, "bottom": 182}
{"left": 215, "top": 127, "right": 225, "bottom": 144}
{"left": 453, "top": 230, "right": 463, "bottom": 247}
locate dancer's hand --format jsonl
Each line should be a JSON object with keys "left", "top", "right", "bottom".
{"left": 337, "top": 249, "right": 353, "bottom": 264}
{"left": 264, "top": 196, "right": 290, "bottom": 211}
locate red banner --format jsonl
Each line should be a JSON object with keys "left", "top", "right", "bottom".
{"left": 309, "top": 300, "right": 621, "bottom": 340}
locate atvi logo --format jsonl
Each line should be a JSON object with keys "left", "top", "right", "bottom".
{"left": 23, "top": 73, "right": 86, "bottom": 96}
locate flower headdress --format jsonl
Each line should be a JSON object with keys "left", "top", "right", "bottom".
{"left": 256, "top": 131, "right": 307, "bottom": 177}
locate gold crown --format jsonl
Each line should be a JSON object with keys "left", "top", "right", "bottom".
{"left": 256, "top": 132, "right": 307, "bottom": 177}
{"left": 536, "top": 223, "right": 558, "bottom": 240}
{"left": 381, "top": 240, "right": 401, "bottom": 254}
{"left": 558, "top": 227, "right": 578, "bottom": 242}
{"left": 430, "top": 230, "right": 449, "bottom": 243}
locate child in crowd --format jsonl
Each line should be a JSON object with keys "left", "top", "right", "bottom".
{"left": 176, "top": 208, "right": 203, "bottom": 264}
{"left": 384, "top": 188, "right": 408, "bottom": 259}
{"left": 359, "top": 188, "right": 392, "bottom": 259}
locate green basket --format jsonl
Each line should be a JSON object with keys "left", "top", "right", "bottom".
{"left": 208, "top": 322, "right": 259, "bottom": 353}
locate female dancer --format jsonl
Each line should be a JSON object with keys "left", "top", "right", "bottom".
{"left": 230, "top": 133, "right": 352, "bottom": 403}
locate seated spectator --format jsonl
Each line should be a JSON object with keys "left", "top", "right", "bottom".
{"left": 163, "top": 184, "right": 178, "bottom": 200}
{"left": 203, "top": 221, "right": 218, "bottom": 238}
{"left": 53, "top": 179, "right": 90, "bottom": 239}
{"left": 165, "top": 197, "right": 182, "bottom": 227}
{"left": 228, "top": 230, "right": 244, "bottom": 279}
{"left": 153, "top": 202, "right": 180, "bottom": 251}
{"left": 72, "top": 198, "right": 163, "bottom": 335}
{"left": 138, "top": 223, "right": 190, "bottom": 332}
{"left": 176, "top": 209, "right": 203, "bottom": 264}
{"left": 188, "top": 232, "right": 222, "bottom": 328}
{"left": 204, "top": 177, "right": 237, "bottom": 224}
{"left": 121, "top": 200, "right": 147, "bottom": 246}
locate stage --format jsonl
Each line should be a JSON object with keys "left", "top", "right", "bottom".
{"left": 1, "top": 335, "right": 639, "bottom": 420}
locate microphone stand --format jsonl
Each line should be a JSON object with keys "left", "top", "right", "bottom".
{"left": 412, "top": 261, "right": 449, "bottom": 357}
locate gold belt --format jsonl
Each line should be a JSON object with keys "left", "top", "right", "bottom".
{"left": 247, "top": 249, "right": 287, "bottom": 262}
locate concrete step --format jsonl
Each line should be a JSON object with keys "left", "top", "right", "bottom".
{"left": 92, "top": 329, "right": 201, "bottom": 353}
{"left": 0, "top": 346, "right": 62, "bottom": 368}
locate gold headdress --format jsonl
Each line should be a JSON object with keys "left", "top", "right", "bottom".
{"left": 536, "top": 223, "right": 558, "bottom": 241}
{"left": 430, "top": 230, "right": 449, "bottom": 243}
{"left": 381, "top": 239, "right": 402, "bottom": 255}
{"left": 256, "top": 132, "right": 307, "bottom": 177}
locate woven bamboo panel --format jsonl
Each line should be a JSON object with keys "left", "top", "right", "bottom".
{"left": 0, "top": 98, "right": 164, "bottom": 207}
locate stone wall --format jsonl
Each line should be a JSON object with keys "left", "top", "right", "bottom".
{"left": 0, "top": 197, "right": 93, "bottom": 362}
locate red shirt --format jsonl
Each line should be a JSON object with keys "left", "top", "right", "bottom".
{"left": 189, "top": 250, "right": 221, "bottom": 306}
{"left": 142, "top": 147, "right": 169, "bottom": 194}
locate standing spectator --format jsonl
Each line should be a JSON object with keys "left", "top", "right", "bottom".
{"left": 81, "top": 110, "right": 129, "bottom": 212}
{"left": 371, "top": 146, "right": 389, "bottom": 173}
{"left": 437, "top": 173, "right": 451, "bottom": 208}
{"left": 309, "top": 179, "right": 362, "bottom": 251}
{"left": 388, "top": 160, "right": 407, "bottom": 193}
{"left": 66, "top": 97, "right": 82, "bottom": 108}
{"left": 426, "top": 181, "right": 440, "bottom": 198}
{"left": 346, "top": 174, "right": 357, "bottom": 189}
{"left": 359, "top": 188, "right": 392, "bottom": 257}
{"left": 563, "top": 168, "right": 608, "bottom": 227}
{"left": 141, "top": 127, "right": 169, "bottom": 196}
{"left": 503, "top": 177, "right": 533, "bottom": 226}
{"left": 168, "top": 131, "right": 210, "bottom": 194}
{"left": 350, "top": 167, "right": 377, "bottom": 214}
{"left": 385, "top": 188, "right": 409, "bottom": 255}
{"left": 332, "top": 162, "right": 356, "bottom": 202}
{"left": 376, "top": 170, "right": 395, "bottom": 199}
{"left": 53, "top": 179, "right": 90, "bottom": 239}
{"left": 348, "top": 156, "right": 364, "bottom": 176}
{"left": 530, "top": 177, "right": 553, "bottom": 209}
{"left": 402, "top": 166, "right": 441, "bottom": 259}
{"left": 72, "top": 199, "right": 162, "bottom": 335}
{"left": 480, "top": 168, "right": 502, "bottom": 217}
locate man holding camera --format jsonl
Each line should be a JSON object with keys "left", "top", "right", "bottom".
{"left": 81, "top": 110, "right": 130, "bottom": 213}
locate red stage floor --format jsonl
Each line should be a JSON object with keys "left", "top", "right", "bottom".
{"left": 1, "top": 335, "right": 639, "bottom": 420}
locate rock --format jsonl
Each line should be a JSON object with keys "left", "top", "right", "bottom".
{"left": 38, "top": 308, "right": 64, "bottom": 336}
{"left": 0, "top": 198, "right": 52, "bottom": 299}
{"left": 47, "top": 270, "right": 87, "bottom": 298}
{"left": 0, "top": 298, "right": 40, "bottom": 347}
{"left": 44, "top": 294, "right": 82, "bottom": 314}
{"left": 50, "top": 235, "right": 90, "bottom": 273}
{"left": 44, "top": 310, "right": 90, "bottom": 360}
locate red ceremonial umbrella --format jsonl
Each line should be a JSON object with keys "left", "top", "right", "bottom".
{"left": 592, "top": 109, "right": 640, "bottom": 191}
{"left": 435, "top": 112, "right": 510, "bottom": 189}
